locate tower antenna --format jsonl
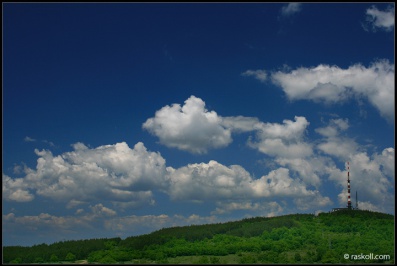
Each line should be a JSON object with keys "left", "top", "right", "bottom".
{"left": 356, "top": 191, "right": 358, "bottom": 210}
{"left": 347, "top": 161, "right": 352, "bottom": 210}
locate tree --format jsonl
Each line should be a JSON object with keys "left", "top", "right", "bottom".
{"left": 50, "top": 254, "right": 59, "bottom": 262}
{"left": 65, "top": 252, "right": 76, "bottom": 261}
{"left": 99, "top": 255, "right": 117, "bottom": 264}
{"left": 9, "top": 257, "right": 22, "bottom": 264}
{"left": 104, "top": 240, "right": 117, "bottom": 250}
{"left": 321, "top": 250, "right": 339, "bottom": 263}
{"left": 34, "top": 257, "right": 44, "bottom": 263}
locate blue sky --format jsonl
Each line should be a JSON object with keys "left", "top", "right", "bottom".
{"left": 3, "top": 3, "right": 395, "bottom": 246}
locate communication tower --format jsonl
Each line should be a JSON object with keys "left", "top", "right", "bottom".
{"left": 347, "top": 161, "right": 352, "bottom": 210}
{"left": 331, "top": 161, "right": 359, "bottom": 212}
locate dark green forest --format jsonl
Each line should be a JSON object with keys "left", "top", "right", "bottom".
{"left": 3, "top": 210, "right": 394, "bottom": 264}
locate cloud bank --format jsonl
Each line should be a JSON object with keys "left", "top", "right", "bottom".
{"left": 3, "top": 142, "right": 168, "bottom": 209}
{"left": 5, "top": 95, "right": 394, "bottom": 217}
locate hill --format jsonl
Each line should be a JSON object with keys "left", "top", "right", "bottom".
{"left": 3, "top": 210, "right": 394, "bottom": 264}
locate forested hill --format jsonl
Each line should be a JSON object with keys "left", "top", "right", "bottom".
{"left": 3, "top": 210, "right": 394, "bottom": 264}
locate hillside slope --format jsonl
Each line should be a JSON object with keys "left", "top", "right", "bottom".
{"left": 3, "top": 210, "right": 394, "bottom": 264}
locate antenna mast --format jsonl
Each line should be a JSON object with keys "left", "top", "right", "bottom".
{"left": 347, "top": 161, "right": 352, "bottom": 210}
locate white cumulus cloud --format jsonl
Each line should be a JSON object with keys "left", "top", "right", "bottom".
{"left": 166, "top": 160, "right": 253, "bottom": 201}
{"left": 4, "top": 142, "right": 168, "bottom": 209}
{"left": 294, "top": 194, "right": 333, "bottom": 211}
{"left": 166, "top": 160, "right": 330, "bottom": 211}
{"left": 318, "top": 120, "right": 395, "bottom": 213}
{"left": 252, "top": 168, "right": 316, "bottom": 198}
{"left": 274, "top": 157, "right": 329, "bottom": 188}
{"left": 143, "top": 96, "right": 232, "bottom": 154}
{"left": 220, "top": 116, "right": 260, "bottom": 133}
{"left": 3, "top": 174, "right": 35, "bottom": 202}
{"left": 349, "top": 151, "right": 394, "bottom": 204}
{"left": 90, "top": 203, "right": 117, "bottom": 217}
{"left": 364, "top": 5, "right": 395, "bottom": 32}
{"left": 373, "top": 147, "right": 395, "bottom": 178}
{"left": 315, "top": 118, "right": 358, "bottom": 160}
{"left": 315, "top": 118, "right": 349, "bottom": 138}
{"left": 248, "top": 116, "right": 313, "bottom": 158}
{"left": 143, "top": 97, "right": 319, "bottom": 159}
{"left": 268, "top": 60, "right": 394, "bottom": 122}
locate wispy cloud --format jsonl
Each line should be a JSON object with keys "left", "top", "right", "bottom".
{"left": 363, "top": 5, "right": 395, "bottom": 32}
{"left": 42, "top": 140, "right": 55, "bottom": 147}
{"left": 280, "top": 3, "right": 302, "bottom": 17}
{"left": 241, "top": 69, "right": 267, "bottom": 83}
{"left": 24, "top": 136, "right": 56, "bottom": 147}
{"left": 24, "top": 136, "right": 36, "bottom": 142}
